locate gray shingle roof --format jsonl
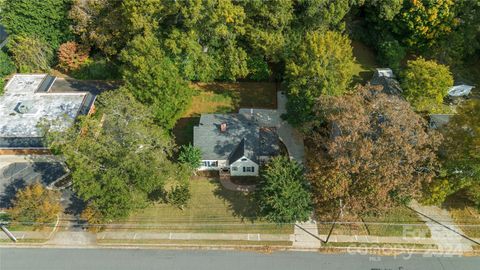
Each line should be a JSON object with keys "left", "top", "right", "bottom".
{"left": 193, "top": 113, "right": 279, "bottom": 162}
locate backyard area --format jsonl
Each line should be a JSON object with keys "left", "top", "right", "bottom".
{"left": 173, "top": 82, "right": 278, "bottom": 146}
{"left": 107, "top": 178, "right": 293, "bottom": 235}
{"left": 351, "top": 40, "right": 379, "bottom": 84}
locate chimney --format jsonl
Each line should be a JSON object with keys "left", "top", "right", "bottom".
{"left": 220, "top": 123, "right": 227, "bottom": 132}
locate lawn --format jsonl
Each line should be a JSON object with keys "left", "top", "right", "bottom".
{"left": 108, "top": 178, "right": 293, "bottom": 234}
{"left": 317, "top": 206, "right": 430, "bottom": 238}
{"left": 444, "top": 195, "right": 480, "bottom": 238}
{"left": 351, "top": 40, "right": 379, "bottom": 85}
{"left": 173, "top": 82, "right": 278, "bottom": 146}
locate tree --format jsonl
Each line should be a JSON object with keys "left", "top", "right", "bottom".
{"left": 241, "top": 0, "right": 294, "bottom": 62}
{"left": 178, "top": 144, "right": 202, "bottom": 171}
{"left": 1, "top": 0, "right": 71, "bottom": 49}
{"left": 294, "top": 0, "right": 352, "bottom": 31}
{"left": 434, "top": 100, "right": 480, "bottom": 208}
{"left": 57, "top": 41, "right": 90, "bottom": 72}
{"left": 401, "top": 58, "right": 453, "bottom": 113}
{"left": 256, "top": 156, "right": 313, "bottom": 223}
{"left": 9, "top": 182, "right": 61, "bottom": 228}
{"left": 69, "top": 0, "right": 129, "bottom": 56}
{"left": 393, "top": 0, "right": 456, "bottom": 50}
{"left": 285, "top": 30, "right": 356, "bottom": 127}
{"left": 377, "top": 39, "right": 406, "bottom": 72}
{"left": 47, "top": 89, "right": 183, "bottom": 221}
{"left": 8, "top": 36, "right": 53, "bottom": 72}
{"left": 121, "top": 34, "right": 191, "bottom": 129}
{"left": 307, "top": 85, "right": 441, "bottom": 216}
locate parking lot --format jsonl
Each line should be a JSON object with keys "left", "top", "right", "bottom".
{"left": 0, "top": 155, "right": 67, "bottom": 208}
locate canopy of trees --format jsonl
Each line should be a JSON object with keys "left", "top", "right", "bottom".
{"left": 9, "top": 182, "right": 61, "bottom": 228}
{"left": 307, "top": 85, "right": 441, "bottom": 216}
{"left": 121, "top": 34, "right": 191, "bottom": 129}
{"left": 47, "top": 89, "right": 188, "bottom": 221}
{"left": 285, "top": 30, "right": 356, "bottom": 127}
{"left": 400, "top": 58, "right": 453, "bottom": 113}
{"left": 256, "top": 156, "right": 313, "bottom": 223}
{"left": 1, "top": 0, "right": 71, "bottom": 49}
{"left": 434, "top": 100, "right": 480, "bottom": 209}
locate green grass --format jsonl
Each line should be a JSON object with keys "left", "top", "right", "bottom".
{"left": 362, "top": 207, "right": 431, "bottom": 237}
{"left": 444, "top": 196, "right": 480, "bottom": 238}
{"left": 108, "top": 179, "right": 293, "bottom": 234}
{"left": 351, "top": 40, "right": 379, "bottom": 85}
{"left": 318, "top": 206, "right": 431, "bottom": 238}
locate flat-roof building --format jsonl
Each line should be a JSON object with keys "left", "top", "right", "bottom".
{"left": 0, "top": 74, "right": 96, "bottom": 149}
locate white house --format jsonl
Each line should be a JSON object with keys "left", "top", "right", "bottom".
{"left": 193, "top": 112, "right": 280, "bottom": 177}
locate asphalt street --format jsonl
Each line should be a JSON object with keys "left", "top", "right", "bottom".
{"left": 0, "top": 248, "right": 479, "bottom": 270}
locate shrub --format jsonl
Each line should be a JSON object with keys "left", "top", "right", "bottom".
{"left": 8, "top": 35, "right": 53, "bottom": 72}
{"left": 57, "top": 41, "right": 90, "bottom": 72}
{"left": 167, "top": 184, "right": 191, "bottom": 210}
{"left": 178, "top": 144, "right": 202, "bottom": 170}
{"left": 0, "top": 51, "right": 15, "bottom": 76}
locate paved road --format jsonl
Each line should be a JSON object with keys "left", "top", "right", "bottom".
{"left": 0, "top": 248, "right": 479, "bottom": 270}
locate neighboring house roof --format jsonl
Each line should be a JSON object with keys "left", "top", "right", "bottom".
{"left": 429, "top": 114, "right": 453, "bottom": 129}
{"left": 0, "top": 74, "right": 96, "bottom": 148}
{"left": 194, "top": 112, "right": 280, "bottom": 163}
{"left": 371, "top": 68, "right": 403, "bottom": 96}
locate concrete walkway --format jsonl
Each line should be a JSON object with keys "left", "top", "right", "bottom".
{"left": 409, "top": 201, "right": 473, "bottom": 253}
{"left": 98, "top": 231, "right": 290, "bottom": 242}
{"left": 292, "top": 219, "right": 321, "bottom": 248}
{"left": 0, "top": 155, "right": 62, "bottom": 170}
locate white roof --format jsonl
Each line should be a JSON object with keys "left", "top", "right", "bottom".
{"left": 0, "top": 74, "right": 88, "bottom": 138}
{"left": 448, "top": 84, "right": 474, "bottom": 97}
{"left": 375, "top": 68, "right": 394, "bottom": 78}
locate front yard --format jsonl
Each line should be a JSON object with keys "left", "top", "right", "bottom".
{"left": 444, "top": 196, "right": 480, "bottom": 239}
{"left": 108, "top": 178, "right": 293, "bottom": 234}
{"left": 317, "top": 206, "right": 431, "bottom": 238}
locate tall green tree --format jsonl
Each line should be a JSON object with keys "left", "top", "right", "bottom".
{"left": 400, "top": 58, "right": 453, "bottom": 113}
{"left": 435, "top": 100, "right": 480, "bottom": 208}
{"left": 241, "top": 0, "right": 294, "bottom": 62}
{"left": 47, "top": 89, "right": 182, "bottom": 221}
{"left": 1, "top": 0, "right": 72, "bottom": 49}
{"left": 256, "top": 156, "right": 313, "bottom": 224}
{"left": 121, "top": 34, "right": 191, "bottom": 129}
{"left": 8, "top": 35, "right": 53, "bottom": 72}
{"left": 285, "top": 30, "right": 355, "bottom": 127}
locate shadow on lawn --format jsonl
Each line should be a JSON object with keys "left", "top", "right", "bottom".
{"left": 211, "top": 179, "right": 259, "bottom": 223}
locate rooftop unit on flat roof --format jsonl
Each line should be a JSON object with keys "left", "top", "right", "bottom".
{"left": 0, "top": 74, "right": 96, "bottom": 149}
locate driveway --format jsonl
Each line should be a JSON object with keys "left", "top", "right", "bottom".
{"left": 238, "top": 91, "right": 305, "bottom": 163}
{"left": 0, "top": 155, "right": 67, "bottom": 208}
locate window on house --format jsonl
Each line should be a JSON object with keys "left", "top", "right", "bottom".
{"left": 201, "top": 161, "right": 207, "bottom": 167}
{"left": 241, "top": 158, "right": 247, "bottom": 161}
{"left": 205, "top": 161, "right": 218, "bottom": 167}
{"left": 244, "top": 166, "right": 254, "bottom": 172}
{"left": 232, "top": 166, "right": 238, "bottom": 171}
